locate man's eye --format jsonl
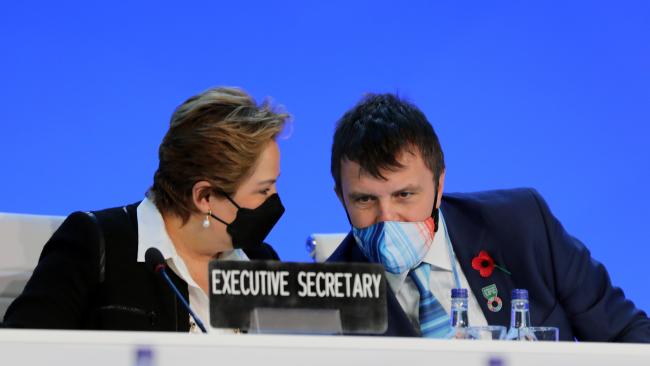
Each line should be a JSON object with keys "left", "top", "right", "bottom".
{"left": 260, "top": 188, "right": 271, "bottom": 195}
{"left": 356, "top": 196, "right": 373, "bottom": 204}
{"left": 398, "top": 192, "right": 413, "bottom": 198}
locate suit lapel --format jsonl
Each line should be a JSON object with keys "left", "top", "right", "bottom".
{"left": 441, "top": 200, "right": 513, "bottom": 328}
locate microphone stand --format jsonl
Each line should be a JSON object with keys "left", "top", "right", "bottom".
{"left": 157, "top": 265, "right": 208, "bottom": 334}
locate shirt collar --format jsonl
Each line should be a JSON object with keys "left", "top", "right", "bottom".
{"left": 136, "top": 197, "right": 249, "bottom": 264}
{"left": 136, "top": 197, "right": 178, "bottom": 263}
{"left": 385, "top": 212, "right": 453, "bottom": 294}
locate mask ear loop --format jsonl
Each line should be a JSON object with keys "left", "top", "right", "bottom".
{"left": 432, "top": 184, "right": 440, "bottom": 233}
{"left": 208, "top": 191, "right": 240, "bottom": 226}
{"left": 223, "top": 194, "right": 241, "bottom": 209}
{"left": 209, "top": 212, "right": 229, "bottom": 226}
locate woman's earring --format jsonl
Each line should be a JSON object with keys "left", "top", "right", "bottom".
{"left": 202, "top": 210, "right": 211, "bottom": 228}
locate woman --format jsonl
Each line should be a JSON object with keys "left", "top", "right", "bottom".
{"left": 3, "top": 87, "right": 289, "bottom": 332}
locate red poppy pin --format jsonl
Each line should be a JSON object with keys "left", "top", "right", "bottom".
{"left": 471, "top": 250, "right": 511, "bottom": 278}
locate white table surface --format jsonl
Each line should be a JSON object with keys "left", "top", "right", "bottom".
{"left": 1, "top": 328, "right": 649, "bottom": 366}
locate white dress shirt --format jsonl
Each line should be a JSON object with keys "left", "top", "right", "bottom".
{"left": 385, "top": 213, "right": 488, "bottom": 329}
{"left": 136, "top": 197, "right": 248, "bottom": 334}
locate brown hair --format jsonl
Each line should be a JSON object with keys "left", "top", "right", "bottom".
{"left": 331, "top": 93, "right": 445, "bottom": 193}
{"left": 149, "top": 86, "right": 288, "bottom": 222}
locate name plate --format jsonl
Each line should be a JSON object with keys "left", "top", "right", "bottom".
{"left": 209, "top": 260, "right": 387, "bottom": 334}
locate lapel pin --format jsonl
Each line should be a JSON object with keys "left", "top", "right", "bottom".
{"left": 481, "top": 284, "right": 503, "bottom": 312}
{"left": 471, "top": 250, "right": 511, "bottom": 278}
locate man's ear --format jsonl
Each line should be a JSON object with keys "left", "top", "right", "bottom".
{"left": 436, "top": 169, "right": 446, "bottom": 209}
{"left": 192, "top": 180, "right": 213, "bottom": 214}
{"left": 335, "top": 185, "right": 355, "bottom": 227}
{"left": 334, "top": 186, "right": 344, "bottom": 206}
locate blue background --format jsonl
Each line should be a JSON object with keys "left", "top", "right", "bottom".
{"left": 2, "top": 2, "right": 649, "bottom": 312}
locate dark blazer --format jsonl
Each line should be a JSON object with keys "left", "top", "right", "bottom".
{"left": 2, "top": 202, "right": 279, "bottom": 331}
{"left": 328, "top": 188, "right": 650, "bottom": 342}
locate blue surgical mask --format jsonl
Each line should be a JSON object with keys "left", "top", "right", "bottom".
{"left": 352, "top": 217, "right": 436, "bottom": 274}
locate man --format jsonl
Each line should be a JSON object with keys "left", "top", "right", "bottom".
{"left": 327, "top": 93, "right": 650, "bottom": 342}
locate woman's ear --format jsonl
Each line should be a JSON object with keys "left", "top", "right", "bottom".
{"left": 192, "top": 180, "right": 213, "bottom": 213}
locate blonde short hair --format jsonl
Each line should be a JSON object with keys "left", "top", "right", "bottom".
{"left": 149, "top": 87, "right": 288, "bottom": 222}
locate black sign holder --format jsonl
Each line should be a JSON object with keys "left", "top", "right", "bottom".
{"left": 209, "top": 260, "right": 387, "bottom": 335}
{"left": 248, "top": 308, "right": 343, "bottom": 335}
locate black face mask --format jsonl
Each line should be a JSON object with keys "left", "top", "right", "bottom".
{"left": 210, "top": 193, "right": 285, "bottom": 250}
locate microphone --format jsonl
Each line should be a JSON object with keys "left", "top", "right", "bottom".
{"left": 145, "top": 247, "right": 208, "bottom": 333}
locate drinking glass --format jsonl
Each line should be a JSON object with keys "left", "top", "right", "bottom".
{"left": 527, "top": 326, "right": 559, "bottom": 341}
{"left": 468, "top": 325, "right": 507, "bottom": 340}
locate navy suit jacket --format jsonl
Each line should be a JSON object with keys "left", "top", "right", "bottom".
{"left": 327, "top": 188, "right": 650, "bottom": 342}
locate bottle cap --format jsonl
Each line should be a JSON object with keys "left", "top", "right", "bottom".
{"left": 135, "top": 346, "right": 154, "bottom": 366}
{"left": 451, "top": 288, "right": 468, "bottom": 298}
{"left": 488, "top": 357, "right": 504, "bottom": 366}
{"left": 511, "top": 288, "right": 528, "bottom": 300}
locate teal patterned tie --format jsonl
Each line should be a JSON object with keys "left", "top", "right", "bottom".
{"left": 409, "top": 262, "right": 450, "bottom": 338}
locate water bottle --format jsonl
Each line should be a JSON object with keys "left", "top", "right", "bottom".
{"left": 505, "top": 288, "right": 535, "bottom": 340}
{"left": 446, "top": 288, "right": 470, "bottom": 339}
